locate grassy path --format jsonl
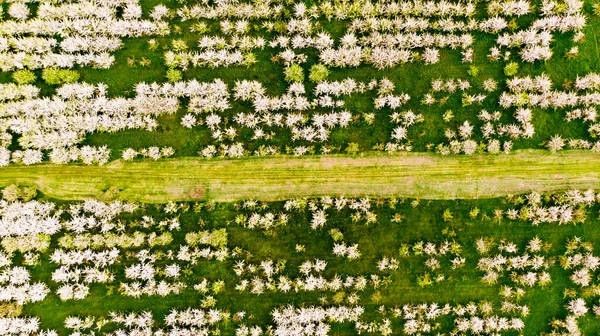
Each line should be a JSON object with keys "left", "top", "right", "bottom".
{"left": 3, "top": 150, "right": 600, "bottom": 202}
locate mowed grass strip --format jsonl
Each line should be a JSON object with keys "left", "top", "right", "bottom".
{"left": 3, "top": 149, "right": 600, "bottom": 202}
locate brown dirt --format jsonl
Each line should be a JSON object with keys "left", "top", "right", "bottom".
{"left": 189, "top": 185, "right": 206, "bottom": 199}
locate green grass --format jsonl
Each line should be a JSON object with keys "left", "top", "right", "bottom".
{"left": 2, "top": 2, "right": 600, "bottom": 334}
{"left": 2, "top": 1, "right": 600, "bottom": 158}
{"left": 1, "top": 150, "right": 600, "bottom": 202}
{"left": 16, "top": 195, "right": 600, "bottom": 335}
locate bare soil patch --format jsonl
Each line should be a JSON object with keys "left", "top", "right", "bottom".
{"left": 189, "top": 185, "right": 206, "bottom": 199}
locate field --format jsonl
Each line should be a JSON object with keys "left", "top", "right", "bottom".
{"left": 1, "top": 0, "right": 600, "bottom": 335}
{"left": 9, "top": 193, "right": 600, "bottom": 336}
{"left": 0, "top": 150, "right": 600, "bottom": 202}
{"left": 0, "top": 0, "right": 599, "bottom": 162}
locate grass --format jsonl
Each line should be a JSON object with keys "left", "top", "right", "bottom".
{"left": 1, "top": 2, "right": 600, "bottom": 158}
{"left": 1, "top": 150, "right": 600, "bottom": 202}
{"left": 17, "top": 195, "right": 600, "bottom": 335}
{"left": 2, "top": 2, "right": 600, "bottom": 334}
